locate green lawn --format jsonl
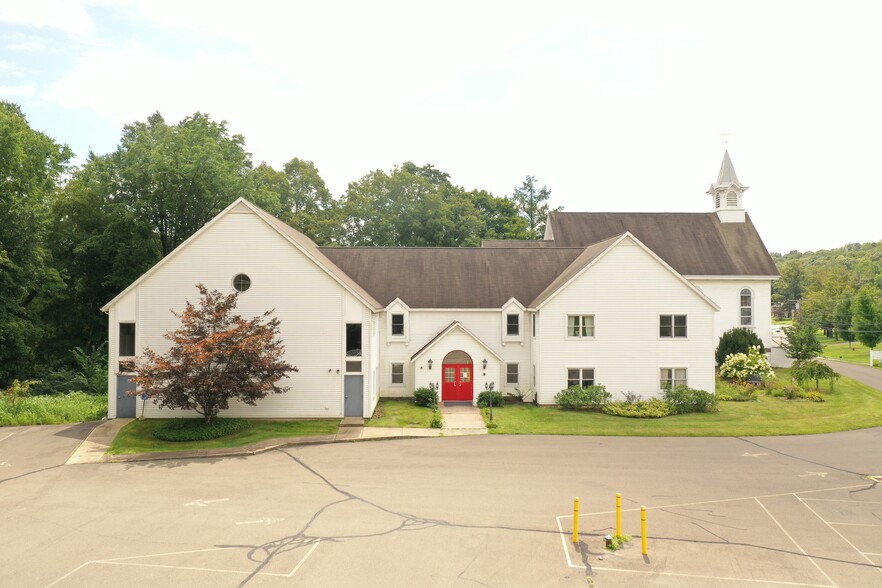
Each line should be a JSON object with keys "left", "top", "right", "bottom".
{"left": 366, "top": 399, "right": 434, "bottom": 428}
{"left": 484, "top": 375, "right": 882, "bottom": 436}
{"left": 108, "top": 418, "right": 339, "bottom": 454}
{"left": 821, "top": 339, "right": 880, "bottom": 367}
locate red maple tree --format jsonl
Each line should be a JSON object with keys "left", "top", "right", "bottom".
{"left": 132, "top": 284, "right": 296, "bottom": 421}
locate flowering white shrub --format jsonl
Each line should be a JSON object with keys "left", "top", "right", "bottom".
{"left": 719, "top": 345, "right": 774, "bottom": 382}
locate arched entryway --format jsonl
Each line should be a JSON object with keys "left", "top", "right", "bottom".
{"left": 441, "top": 350, "right": 473, "bottom": 402}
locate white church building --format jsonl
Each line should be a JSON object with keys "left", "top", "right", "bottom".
{"left": 103, "top": 152, "right": 779, "bottom": 419}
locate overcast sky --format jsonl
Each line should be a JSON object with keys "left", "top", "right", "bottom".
{"left": 2, "top": 1, "right": 880, "bottom": 254}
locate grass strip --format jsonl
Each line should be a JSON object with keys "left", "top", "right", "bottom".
{"left": 108, "top": 418, "right": 339, "bottom": 454}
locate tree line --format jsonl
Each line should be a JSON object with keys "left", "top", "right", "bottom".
{"left": 0, "top": 103, "right": 556, "bottom": 388}
{"left": 772, "top": 243, "right": 882, "bottom": 349}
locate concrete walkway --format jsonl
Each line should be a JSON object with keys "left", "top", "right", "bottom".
{"left": 66, "top": 404, "right": 487, "bottom": 465}
{"left": 439, "top": 403, "right": 488, "bottom": 435}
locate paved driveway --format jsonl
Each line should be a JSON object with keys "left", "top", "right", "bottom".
{"left": 2, "top": 426, "right": 881, "bottom": 587}
{"left": 821, "top": 359, "right": 882, "bottom": 392}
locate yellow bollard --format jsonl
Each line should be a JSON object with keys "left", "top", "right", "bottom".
{"left": 641, "top": 505, "right": 648, "bottom": 555}
{"left": 615, "top": 493, "right": 622, "bottom": 537}
{"left": 573, "top": 497, "right": 580, "bottom": 544}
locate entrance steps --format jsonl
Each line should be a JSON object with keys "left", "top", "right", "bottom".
{"left": 340, "top": 417, "right": 365, "bottom": 427}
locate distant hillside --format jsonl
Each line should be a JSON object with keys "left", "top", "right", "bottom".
{"left": 771, "top": 240, "right": 882, "bottom": 326}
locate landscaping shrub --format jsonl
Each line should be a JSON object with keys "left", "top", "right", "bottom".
{"left": 715, "top": 381, "right": 759, "bottom": 401}
{"left": 602, "top": 399, "right": 672, "bottom": 418}
{"left": 413, "top": 387, "right": 438, "bottom": 408}
{"left": 780, "top": 386, "right": 805, "bottom": 400}
{"left": 554, "top": 385, "right": 611, "bottom": 410}
{"left": 664, "top": 385, "right": 717, "bottom": 414}
{"left": 805, "top": 391, "right": 825, "bottom": 402}
{"left": 719, "top": 345, "right": 774, "bottom": 382}
{"left": 152, "top": 418, "right": 251, "bottom": 441}
{"left": 716, "top": 327, "right": 765, "bottom": 366}
{"left": 429, "top": 409, "right": 443, "bottom": 428}
{"left": 477, "top": 391, "right": 504, "bottom": 408}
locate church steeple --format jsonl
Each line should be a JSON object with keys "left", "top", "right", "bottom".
{"left": 707, "top": 150, "right": 748, "bottom": 223}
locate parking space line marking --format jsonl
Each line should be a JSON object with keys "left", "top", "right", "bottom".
{"left": 286, "top": 542, "right": 319, "bottom": 576}
{"left": 561, "top": 484, "right": 871, "bottom": 518}
{"left": 826, "top": 522, "right": 882, "bottom": 528}
{"left": 93, "top": 560, "right": 290, "bottom": 577}
{"left": 554, "top": 516, "right": 577, "bottom": 568}
{"left": 45, "top": 561, "right": 94, "bottom": 587}
{"left": 0, "top": 432, "right": 15, "bottom": 443}
{"left": 801, "top": 498, "right": 882, "bottom": 505}
{"left": 863, "top": 552, "right": 882, "bottom": 556}
{"left": 796, "top": 494, "right": 882, "bottom": 577}
{"left": 755, "top": 497, "right": 837, "bottom": 587}
{"left": 590, "top": 566, "right": 834, "bottom": 587}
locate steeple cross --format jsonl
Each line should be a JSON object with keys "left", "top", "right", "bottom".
{"left": 718, "top": 132, "right": 731, "bottom": 147}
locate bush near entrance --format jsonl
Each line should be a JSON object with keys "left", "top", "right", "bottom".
{"left": 152, "top": 418, "right": 251, "bottom": 441}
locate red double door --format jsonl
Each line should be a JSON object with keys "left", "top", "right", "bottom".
{"left": 442, "top": 363, "right": 473, "bottom": 402}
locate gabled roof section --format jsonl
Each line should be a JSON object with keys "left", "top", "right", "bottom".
{"left": 532, "top": 233, "right": 721, "bottom": 310}
{"left": 101, "top": 198, "right": 382, "bottom": 312}
{"left": 410, "top": 321, "right": 504, "bottom": 362}
{"left": 320, "top": 246, "right": 583, "bottom": 308}
{"left": 545, "top": 211, "right": 778, "bottom": 277}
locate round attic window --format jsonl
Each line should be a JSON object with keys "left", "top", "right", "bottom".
{"left": 233, "top": 274, "right": 251, "bottom": 292}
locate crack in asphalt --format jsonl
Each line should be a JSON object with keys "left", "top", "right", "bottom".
{"left": 223, "top": 448, "right": 567, "bottom": 587}
{"left": 220, "top": 448, "right": 881, "bottom": 586}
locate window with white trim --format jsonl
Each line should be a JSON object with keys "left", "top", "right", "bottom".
{"left": 119, "top": 323, "right": 136, "bottom": 356}
{"left": 506, "top": 313, "right": 520, "bottom": 336}
{"left": 740, "top": 289, "right": 753, "bottom": 327}
{"left": 391, "top": 363, "right": 404, "bottom": 385}
{"left": 567, "top": 368, "right": 595, "bottom": 388}
{"left": 567, "top": 315, "right": 595, "bottom": 338}
{"left": 391, "top": 313, "right": 405, "bottom": 336}
{"left": 660, "top": 368, "right": 687, "bottom": 391}
{"left": 659, "top": 314, "right": 687, "bottom": 338}
{"left": 506, "top": 363, "right": 519, "bottom": 385}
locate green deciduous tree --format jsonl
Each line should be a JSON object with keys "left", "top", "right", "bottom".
{"left": 852, "top": 286, "right": 882, "bottom": 350}
{"left": 133, "top": 285, "right": 296, "bottom": 421}
{"left": 833, "top": 293, "right": 856, "bottom": 349}
{"left": 115, "top": 112, "right": 253, "bottom": 256}
{"left": 782, "top": 320, "right": 824, "bottom": 361}
{"left": 0, "top": 101, "right": 71, "bottom": 385}
{"left": 339, "top": 163, "right": 525, "bottom": 247}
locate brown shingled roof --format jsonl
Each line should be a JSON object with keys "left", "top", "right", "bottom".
{"left": 545, "top": 212, "right": 779, "bottom": 276}
{"left": 319, "top": 246, "right": 584, "bottom": 308}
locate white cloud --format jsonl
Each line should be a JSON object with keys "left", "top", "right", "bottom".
{"left": 0, "top": 0, "right": 94, "bottom": 36}
{"left": 0, "top": 82, "right": 36, "bottom": 96}
{"left": 25, "top": 0, "right": 882, "bottom": 252}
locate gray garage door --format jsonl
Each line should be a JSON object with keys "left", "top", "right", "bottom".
{"left": 116, "top": 375, "right": 137, "bottom": 418}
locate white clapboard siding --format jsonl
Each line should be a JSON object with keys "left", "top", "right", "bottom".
{"left": 691, "top": 279, "right": 773, "bottom": 349}
{"left": 378, "top": 309, "right": 532, "bottom": 398}
{"left": 109, "top": 209, "right": 370, "bottom": 419}
{"left": 536, "top": 239, "right": 716, "bottom": 404}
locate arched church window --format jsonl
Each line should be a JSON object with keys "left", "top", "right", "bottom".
{"left": 740, "top": 288, "right": 753, "bottom": 326}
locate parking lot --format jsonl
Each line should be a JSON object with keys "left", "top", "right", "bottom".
{"left": 1, "top": 424, "right": 880, "bottom": 587}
